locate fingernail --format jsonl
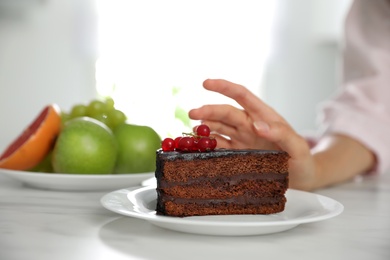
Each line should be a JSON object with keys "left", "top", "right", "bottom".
{"left": 253, "top": 121, "right": 269, "bottom": 133}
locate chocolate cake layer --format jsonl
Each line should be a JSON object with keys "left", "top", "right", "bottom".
{"left": 156, "top": 149, "right": 289, "bottom": 181}
{"left": 155, "top": 149, "right": 290, "bottom": 217}
{"left": 157, "top": 199, "right": 287, "bottom": 217}
{"left": 158, "top": 178, "right": 288, "bottom": 199}
{"left": 158, "top": 194, "right": 285, "bottom": 205}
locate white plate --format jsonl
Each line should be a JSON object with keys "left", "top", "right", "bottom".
{"left": 0, "top": 168, "right": 154, "bottom": 191}
{"left": 141, "top": 177, "right": 156, "bottom": 187}
{"left": 101, "top": 186, "right": 344, "bottom": 236}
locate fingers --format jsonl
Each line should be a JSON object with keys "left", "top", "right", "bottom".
{"left": 198, "top": 119, "right": 238, "bottom": 140}
{"left": 190, "top": 79, "right": 307, "bottom": 155}
{"left": 202, "top": 79, "right": 283, "bottom": 123}
{"left": 189, "top": 104, "right": 249, "bottom": 129}
{"left": 212, "top": 134, "right": 232, "bottom": 149}
{"left": 189, "top": 105, "right": 259, "bottom": 148}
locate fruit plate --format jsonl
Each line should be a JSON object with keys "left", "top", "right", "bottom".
{"left": 100, "top": 186, "right": 344, "bottom": 236}
{"left": 0, "top": 168, "right": 154, "bottom": 191}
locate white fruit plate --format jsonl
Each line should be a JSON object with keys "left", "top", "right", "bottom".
{"left": 0, "top": 168, "right": 154, "bottom": 191}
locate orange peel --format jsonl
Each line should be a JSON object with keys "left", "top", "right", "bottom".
{"left": 0, "top": 104, "right": 62, "bottom": 170}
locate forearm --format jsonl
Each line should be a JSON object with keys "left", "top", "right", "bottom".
{"left": 310, "top": 134, "right": 376, "bottom": 190}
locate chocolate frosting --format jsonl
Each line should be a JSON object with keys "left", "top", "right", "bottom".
{"left": 158, "top": 193, "right": 284, "bottom": 205}
{"left": 158, "top": 172, "right": 288, "bottom": 188}
{"left": 156, "top": 148, "right": 289, "bottom": 161}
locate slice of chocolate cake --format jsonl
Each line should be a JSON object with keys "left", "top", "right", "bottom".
{"left": 155, "top": 149, "right": 289, "bottom": 217}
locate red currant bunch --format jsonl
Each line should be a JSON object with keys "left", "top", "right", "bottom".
{"left": 161, "top": 124, "right": 217, "bottom": 152}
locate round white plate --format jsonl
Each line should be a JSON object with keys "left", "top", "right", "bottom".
{"left": 101, "top": 186, "right": 344, "bottom": 236}
{"left": 0, "top": 168, "right": 154, "bottom": 191}
{"left": 141, "top": 177, "right": 156, "bottom": 187}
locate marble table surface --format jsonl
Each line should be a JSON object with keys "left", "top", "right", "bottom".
{"left": 0, "top": 172, "right": 389, "bottom": 260}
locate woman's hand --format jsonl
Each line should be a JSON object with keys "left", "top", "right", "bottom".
{"left": 189, "top": 79, "right": 317, "bottom": 190}
{"left": 189, "top": 79, "right": 376, "bottom": 190}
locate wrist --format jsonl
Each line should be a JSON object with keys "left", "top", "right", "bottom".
{"left": 310, "top": 134, "right": 375, "bottom": 189}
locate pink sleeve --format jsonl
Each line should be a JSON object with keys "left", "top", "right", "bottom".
{"left": 317, "top": 0, "right": 390, "bottom": 174}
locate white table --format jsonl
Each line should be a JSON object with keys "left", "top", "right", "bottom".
{"left": 0, "top": 172, "right": 389, "bottom": 260}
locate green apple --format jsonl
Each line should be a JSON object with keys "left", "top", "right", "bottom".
{"left": 113, "top": 123, "right": 161, "bottom": 173}
{"left": 52, "top": 117, "right": 117, "bottom": 174}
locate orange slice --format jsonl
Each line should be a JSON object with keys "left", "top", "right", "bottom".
{"left": 0, "top": 104, "right": 62, "bottom": 170}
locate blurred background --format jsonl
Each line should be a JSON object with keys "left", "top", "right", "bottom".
{"left": 0, "top": 0, "right": 352, "bottom": 150}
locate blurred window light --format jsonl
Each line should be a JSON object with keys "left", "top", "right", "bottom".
{"left": 95, "top": 0, "right": 276, "bottom": 136}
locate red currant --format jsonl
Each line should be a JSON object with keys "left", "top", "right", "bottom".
{"left": 178, "top": 136, "right": 195, "bottom": 151}
{"left": 192, "top": 138, "right": 199, "bottom": 151}
{"left": 174, "top": 137, "right": 182, "bottom": 149}
{"left": 195, "top": 124, "right": 210, "bottom": 137}
{"left": 161, "top": 124, "right": 217, "bottom": 153}
{"left": 210, "top": 138, "right": 217, "bottom": 150}
{"left": 197, "top": 137, "right": 213, "bottom": 152}
{"left": 161, "top": 138, "right": 175, "bottom": 151}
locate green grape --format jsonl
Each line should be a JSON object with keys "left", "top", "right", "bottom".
{"left": 87, "top": 100, "right": 106, "bottom": 117}
{"left": 104, "top": 97, "right": 115, "bottom": 112}
{"left": 70, "top": 104, "right": 87, "bottom": 119}
{"left": 90, "top": 113, "right": 110, "bottom": 128}
{"left": 66, "top": 98, "right": 124, "bottom": 130}
{"left": 61, "top": 112, "right": 71, "bottom": 125}
{"left": 107, "top": 109, "right": 127, "bottom": 129}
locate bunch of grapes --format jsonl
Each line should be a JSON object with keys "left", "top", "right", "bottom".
{"left": 161, "top": 124, "right": 217, "bottom": 152}
{"left": 62, "top": 97, "right": 127, "bottom": 130}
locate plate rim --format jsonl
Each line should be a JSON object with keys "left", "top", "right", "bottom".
{"left": 0, "top": 168, "right": 155, "bottom": 191}
{"left": 101, "top": 186, "right": 344, "bottom": 228}
{"left": 0, "top": 168, "right": 154, "bottom": 179}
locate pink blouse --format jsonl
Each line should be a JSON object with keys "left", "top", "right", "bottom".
{"left": 318, "top": 0, "right": 390, "bottom": 174}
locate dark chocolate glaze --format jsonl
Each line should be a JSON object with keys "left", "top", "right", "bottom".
{"left": 156, "top": 148, "right": 288, "bottom": 161}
